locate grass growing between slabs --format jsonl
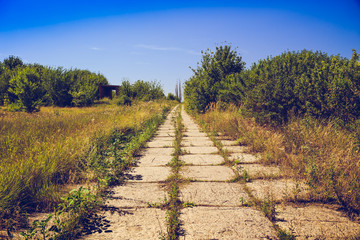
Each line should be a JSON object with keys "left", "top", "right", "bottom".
{"left": 191, "top": 102, "right": 360, "bottom": 218}
{"left": 0, "top": 98, "right": 175, "bottom": 238}
{"left": 163, "top": 107, "right": 184, "bottom": 240}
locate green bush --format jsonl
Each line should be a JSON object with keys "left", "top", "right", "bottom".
{"left": 184, "top": 45, "right": 246, "bottom": 112}
{"left": 117, "top": 95, "right": 132, "bottom": 106}
{"left": 244, "top": 50, "right": 360, "bottom": 125}
{"left": 8, "top": 67, "right": 44, "bottom": 112}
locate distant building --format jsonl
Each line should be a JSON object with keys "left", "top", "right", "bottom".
{"left": 98, "top": 85, "right": 120, "bottom": 99}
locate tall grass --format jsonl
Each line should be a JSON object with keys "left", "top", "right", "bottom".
{"left": 195, "top": 103, "right": 360, "bottom": 216}
{"left": 0, "top": 99, "right": 173, "bottom": 231}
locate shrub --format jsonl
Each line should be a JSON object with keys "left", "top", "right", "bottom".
{"left": 8, "top": 67, "right": 44, "bottom": 112}
{"left": 117, "top": 95, "right": 132, "bottom": 106}
{"left": 184, "top": 45, "right": 246, "bottom": 113}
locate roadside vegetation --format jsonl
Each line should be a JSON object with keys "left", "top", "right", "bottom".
{"left": 0, "top": 56, "right": 176, "bottom": 238}
{"left": 185, "top": 45, "right": 360, "bottom": 217}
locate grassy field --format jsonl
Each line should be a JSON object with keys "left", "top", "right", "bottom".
{"left": 193, "top": 103, "right": 360, "bottom": 217}
{"left": 0, "top": 99, "right": 175, "bottom": 236}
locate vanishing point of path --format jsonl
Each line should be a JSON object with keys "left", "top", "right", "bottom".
{"left": 83, "top": 106, "right": 360, "bottom": 240}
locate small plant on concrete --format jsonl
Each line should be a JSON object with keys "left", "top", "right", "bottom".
{"left": 277, "top": 227, "right": 296, "bottom": 240}
{"left": 260, "top": 198, "right": 276, "bottom": 221}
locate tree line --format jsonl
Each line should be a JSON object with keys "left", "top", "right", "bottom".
{"left": 0, "top": 56, "right": 108, "bottom": 112}
{"left": 116, "top": 79, "right": 165, "bottom": 106}
{"left": 184, "top": 45, "right": 360, "bottom": 125}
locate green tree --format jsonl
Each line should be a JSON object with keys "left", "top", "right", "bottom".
{"left": 42, "top": 67, "right": 73, "bottom": 107}
{"left": 8, "top": 67, "right": 44, "bottom": 112}
{"left": 3, "top": 56, "right": 24, "bottom": 70}
{"left": 184, "top": 45, "right": 246, "bottom": 112}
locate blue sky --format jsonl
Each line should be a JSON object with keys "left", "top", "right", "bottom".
{"left": 1, "top": 0, "right": 359, "bottom": 94}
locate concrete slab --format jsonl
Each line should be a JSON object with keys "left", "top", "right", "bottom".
{"left": 276, "top": 204, "right": 360, "bottom": 239}
{"left": 183, "top": 132, "right": 208, "bottom": 137}
{"left": 82, "top": 208, "right": 166, "bottom": 240}
{"left": 142, "top": 147, "right": 173, "bottom": 155}
{"left": 181, "top": 207, "right": 277, "bottom": 239}
{"left": 126, "top": 167, "right": 171, "bottom": 182}
{"left": 156, "top": 130, "right": 175, "bottom": 134}
{"left": 182, "top": 140, "right": 214, "bottom": 147}
{"left": 179, "top": 154, "right": 223, "bottom": 165}
{"left": 183, "top": 146, "right": 218, "bottom": 154}
{"left": 230, "top": 153, "right": 259, "bottom": 163}
{"left": 241, "top": 164, "right": 281, "bottom": 178}
{"left": 136, "top": 155, "right": 173, "bottom": 167}
{"left": 106, "top": 183, "right": 167, "bottom": 207}
{"left": 181, "top": 166, "right": 235, "bottom": 181}
{"left": 220, "top": 140, "right": 238, "bottom": 146}
{"left": 156, "top": 132, "right": 175, "bottom": 137}
{"left": 147, "top": 141, "right": 173, "bottom": 148}
{"left": 180, "top": 182, "right": 249, "bottom": 206}
{"left": 246, "top": 179, "right": 310, "bottom": 202}
{"left": 183, "top": 136, "right": 209, "bottom": 141}
{"left": 223, "top": 145, "right": 247, "bottom": 153}
{"left": 157, "top": 128, "right": 174, "bottom": 132}
{"left": 152, "top": 136, "right": 174, "bottom": 142}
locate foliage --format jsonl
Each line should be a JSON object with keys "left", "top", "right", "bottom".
{"left": 196, "top": 104, "right": 360, "bottom": 215}
{"left": 185, "top": 46, "right": 360, "bottom": 125}
{"left": 0, "top": 56, "right": 109, "bottom": 109}
{"left": 0, "top": 100, "right": 174, "bottom": 237}
{"left": 116, "top": 79, "right": 165, "bottom": 105}
{"left": 244, "top": 49, "right": 360, "bottom": 124}
{"left": 184, "top": 45, "right": 246, "bottom": 112}
{"left": 117, "top": 95, "right": 132, "bottom": 106}
{"left": 167, "top": 93, "right": 180, "bottom": 102}
{"left": 8, "top": 66, "right": 44, "bottom": 112}
{"left": 131, "top": 79, "right": 165, "bottom": 101}
{"left": 42, "top": 67, "right": 73, "bottom": 107}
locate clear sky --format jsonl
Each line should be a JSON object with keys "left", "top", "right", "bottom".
{"left": 1, "top": 0, "right": 359, "bottom": 94}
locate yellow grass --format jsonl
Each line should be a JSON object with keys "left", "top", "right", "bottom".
{"left": 195, "top": 103, "right": 360, "bottom": 215}
{"left": 0, "top": 99, "right": 172, "bottom": 216}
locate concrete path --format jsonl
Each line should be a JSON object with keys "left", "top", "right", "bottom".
{"left": 83, "top": 105, "right": 360, "bottom": 239}
{"left": 81, "top": 107, "right": 179, "bottom": 240}
{"left": 179, "top": 109, "right": 277, "bottom": 239}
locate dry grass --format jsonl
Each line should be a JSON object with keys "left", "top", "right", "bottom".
{"left": 0, "top": 99, "right": 172, "bottom": 228}
{"left": 195, "top": 103, "right": 360, "bottom": 216}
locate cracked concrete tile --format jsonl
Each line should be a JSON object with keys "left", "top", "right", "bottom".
{"left": 181, "top": 207, "right": 277, "bottom": 240}
{"left": 276, "top": 204, "right": 360, "bottom": 239}
{"left": 180, "top": 154, "right": 223, "bottom": 165}
{"left": 181, "top": 166, "right": 235, "bottom": 181}
{"left": 180, "top": 182, "right": 249, "bottom": 206}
